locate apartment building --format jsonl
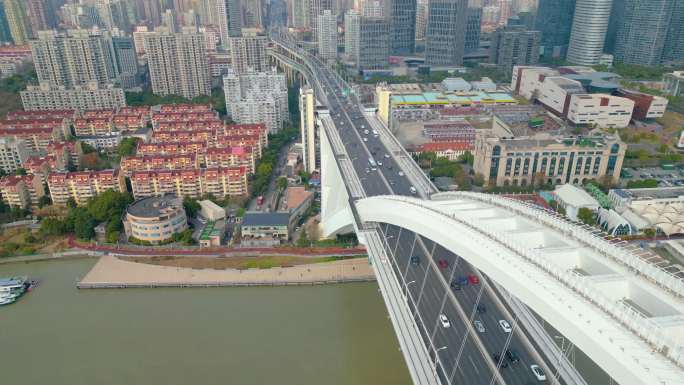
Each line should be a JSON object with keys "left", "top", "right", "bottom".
{"left": 120, "top": 154, "right": 200, "bottom": 175}
{"left": 23, "top": 156, "right": 55, "bottom": 183}
{"left": 0, "top": 125, "right": 62, "bottom": 155}
{"left": 151, "top": 129, "right": 215, "bottom": 144}
{"left": 47, "top": 169, "right": 125, "bottom": 206}
{"left": 20, "top": 83, "right": 126, "bottom": 111}
{"left": 129, "top": 167, "right": 248, "bottom": 199}
{"left": 0, "top": 137, "right": 28, "bottom": 174}
{"left": 46, "top": 141, "right": 81, "bottom": 169}
{"left": 136, "top": 141, "right": 209, "bottom": 157}
{"left": 143, "top": 28, "right": 210, "bottom": 99}
{"left": 567, "top": 94, "right": 634, "bottom": 129}
{"left": 0, "top": 174, "right": 45, "bottom": 209}
{"left": 229, "top": 35, "right": 268, "bottom": 74}
{"left": 616, "top": 90, "right": 669, "bottom": 121}
{"left": 223, "top": 69, "right": 289, "bottom": 133}
{"left": 215, "top": 133, "right": 263, "bottom": 159}
{"left": 74, "top": 118, "right": 116, "bottom": 136}
{"left": 204, "top": 147, "right": 255, "bottom": 174}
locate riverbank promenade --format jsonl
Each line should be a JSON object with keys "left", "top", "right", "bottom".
{"left": 78, "top": 256, "right": 375, "bottom": 288}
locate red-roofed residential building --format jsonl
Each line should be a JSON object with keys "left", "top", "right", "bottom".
{"left": 0, "top": 174, "right": 46, "bottom": 209}
{"left": 6, "top": 110, "right": 75, "bottom": 121}
{"left": 0, "top": 125, "right": 63, "bottom": 154}
{"left": 158, "top": 104, "right": 212, "bottom": 113}
{"left": 151, "top": 129, "right": 215, "bottom": 143}
{"left": 23, "top": 156, "right": 57, "bottom": 183}
{"left": 130, "top": 167, "right": 247, "bottom": 199}
{"left": 120, "top": 154, "right": 199, "bottom": 175}
{"left": 47, "top": 141, "right": 82, "bottom": 169}
{"left": 411, "top": 141, "right": 472, "bottom": 161}
{"left": 224, "top": 123, "right": 268, "bottom": 149}
{"left": 74, "top": 118, "right": 115, "bottom": 136}
{"left": 215, "top": 133, "right": 263, "bottom": 158}
{"left": 82, "top": 109, "right": 115, "bottom": 119}
{"left": 204, "top": 146, "right": 255, "bottom": 173}
{"left": 136, "top": 141, "right": 208, "bottom": 158}
{"left": 47, "top": 170, "right": 125, "bottom": 206}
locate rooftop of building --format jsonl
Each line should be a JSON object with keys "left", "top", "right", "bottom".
{"left": 553, "top": 184, "right": 600, "bottom": 208}
{"left": 391, "top": 91, "right": 515, "bottom": 106}
{"left": 284, "top": 186, "right": 313, "bottom": 211}
{"left": 242, "top": 212, "right": 290, "bottom": 227}
{"left": 199, "top": 221, "right": 222, "bottom": 241}
{"left": 611, "top": 187, "right": 684, "bottom": 201}
{"left": 126, "top": 194, "right": 184, "bottom": 218}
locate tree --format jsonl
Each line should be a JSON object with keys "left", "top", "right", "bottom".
{"left": 276, "top": 177, "right": 288, "bottom": 190}
{"left": 117, "top": 137, "right": 139, "bottom": 157}
{"left": 577, "top": 207, "right": 596, "bottom": 226}
{"left": 183, "top": 197, "right": 201, "bottom": 218}
{"left": 643, "top": 228, "right": 657, "bottom": 239}
{"left": 297, "top": 228, "right": 309, "bottom": 247}
{"left": 14, "top": 167, "right": 26, "bottom": 176}
{"left": 86, "top": 190, "right": 133, "bottom": 222}
{"left": 66, "top": 197, "right": 77, "bottom": 209}
{"left": 72, "top": 209, "right": 96, "bottom": 240}
{"left": 37, "top": 195, "right": 52, "bottom": 208}
{"left": 39, "top": 218, "right": 66, "bottom": 236}
{"left": 458, "top": 151, "right": 474, "bottom": 166}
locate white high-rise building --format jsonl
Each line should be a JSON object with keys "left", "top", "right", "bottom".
{"left": 299, "top": 87, "right": 317, "bottom": 172}
{"left": 223, "top": 68, "right": 289, "bottom": 133}
{"left": 318, "top": 9, "right": 337, "bottom": 60}
{"left": 290, "top": 0, "right": 310, "bottom": 28}
{"left": 567, "top": 0, "right": 613, "bottom": 66}
{"left": 143, "top": 28, "right": 211, "bottom": 99}
{"left": 344, "top": 10, "right": 360, "bottom": 61}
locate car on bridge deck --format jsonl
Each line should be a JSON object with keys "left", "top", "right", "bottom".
{"left": 438, "top": 259, "right": 448, "bottom": 269}
{"left": 476, "top": 304, "right": 487, "bottom": 313}
{"left": 493, "top": 353, "right": 508, "bottom": 368}
{"left": 450, "top": 280, "right": 461, "bottom": 290}
{"left": 499, "top": 319, "right": 512, "bottom": 333}
{"left": 530, "top": 364, "right": 546, "bottom": 381}
{"left": 468, "top": 274, "right": 480, "bottom": 284}
{"left": 410, "top": 256, "right": 420, "bottom": 265}
{"left": 458, "top": 276, "right": 469, "bottom": 286}
{"left": 474, "top": 320, "right": 485, "bottom": 333}
{"left": 505, "top": 349, "right": 520, "bottom": 363}
{"left": 439, "top": 314, "right": 451, "bottom": 328}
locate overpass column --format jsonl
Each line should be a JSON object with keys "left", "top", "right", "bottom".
{"left": 319, "top": 122, "right": 355, "bottom": 238}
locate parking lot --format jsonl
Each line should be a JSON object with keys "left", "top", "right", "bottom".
{"left": 624, "top": 167, "right": 684, "bottom": 187}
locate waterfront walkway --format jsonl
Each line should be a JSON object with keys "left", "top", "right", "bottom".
{"left": 78, "top": 256, "right": 375, "bottom": 288}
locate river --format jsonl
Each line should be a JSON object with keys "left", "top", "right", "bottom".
{"left": 0, "top": 258, "right": 411, "bottom": 385}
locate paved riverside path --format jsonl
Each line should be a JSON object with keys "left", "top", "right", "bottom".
{"left": 78, "top": 256, "right": 375, "bottom": 288}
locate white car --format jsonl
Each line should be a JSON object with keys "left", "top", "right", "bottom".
{"left": 474, "top": 320, "right": 485, "bottom": 333}
{"left": 384, "top": 154, "right": 390, "bottom": 159}
{"left": 363, "top": 137, "right": 368, "bottom": 142}
{"left": 439, "top": 314, "right": 451, "bottom": 328}
{"left": 398, "top": 171, "right": 405, "bottom": 177}
{"left": 499, "top": 319, "right": 512, "bottom": 333}
{"left": 530, "top": 365, "right": 547, "bottom": 381}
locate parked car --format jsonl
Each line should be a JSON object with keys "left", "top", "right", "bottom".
{"left": 530, "top": 365, "right": 546, "bottom": 381}
{"left": 468, "top": 274, "right": 480, "bottom": 284}
{"left": 474, "top": 320, "right": 485, "bottom": 333}
{"left": 410, "top": 256, "right": 420, "bottom": 265}
{"left": 439, "top": 314, "right": 451, "bottom": 328}
{"left": 438, "top": 259, "right": 448, "bottom": 269}
{"left": 499, "top": 319, "right": 512, "bottom": 333}
{"left": 450, "top": 281, "right": 461, "bottom": 290}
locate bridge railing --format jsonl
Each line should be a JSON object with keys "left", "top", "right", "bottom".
{"left": 377, "top": 195, "right": 684, "bottom": 369}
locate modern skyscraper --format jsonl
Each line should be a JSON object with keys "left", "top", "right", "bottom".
{"left": 3, "top": 0, "right": 31, "bottom": 44}
{"left": 663, "top": 1, "right": 684, "bottom": 63}
{"left": 387, "top": 0, "right": 417, "bottom": 55}
{"left": 425, "top": 0, "right": 468, "bottom": 66}
{"left": 566, "top": 0, "right": 612, "bottom": 66}
{"left": 318, "top": 9, "right": 337, "bottom": 60}
{"left": 465, "top": 7, "right": 482, "bottom": 53}
{"left": 357, "top": 17, "right": 389, "bottom": 70}
{"left": 223, "top": 68, "right": 289, "bottom": 133}
{"left": 31, "top": 29, "right": 119, "bottom": 89}
{"left": 534, "top": 0, "right": 575, "bottom": 58}
{"left": 112, "top": 36, "right": 140, "bottom": 90}
{"left": 26, "top": 0, "right": 56, "bottom": 34}
{"left": 613, "top": 0, "right": 674, "bottom": 66}
{"left": 344, "top": 9, "right": 360, "bottom": 60}
{"left": 415, "top": 0, "right": 428, "bottom": 40}
{"left": 310, "top": 0, "right": 334, "bottom": 40}
{"left": 226, "top": 0, "right": 243, "bottom": 37}
{"left": 289, "top": 0, "right": 309, "bottom": 28}
{"left": 0, "top": 2, "right": 13, "bottom": 44}
{"left": 143, "top": 28, "right": 210, "bottom": 99}
{"left": 489, "top": 26, "right": 540, "bottom": 73}
{"left": 242, "top": 0, "right": 263, "bottom": 28}
{"left": 299, "top": 86, "right": 317, "bottom": 172}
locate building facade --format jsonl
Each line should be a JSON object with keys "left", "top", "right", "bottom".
{"left": 144, "top": 29, "right": 210, "bottom": 99}
{"left": 464, "top": 7, "right": 482, "bottom": 53}
{"left": 357, "top": 17, "right": 390, "bottom": 70}
{"left": 124, "top": 195, "right": 188, "bottom": 244}
{"left": 387, "top": 0, "right": 417, "bottom": 55}
{"left": 489, "top": 26, "right": 540, "bottom": 74}
{"left": 567, "top": 94, "right": 634, "bottom": 129}
{"left": 129, "top": 167, "right": 248, "bottom": 199}
{"left": 229, "top": 35, "right": 268, "bottom": 73}
{"left": 613, "top": 0, "right": 675, "bottom": 66}
{"left": 47, "top": 169, "right": 125, "bottom": 206}
{"left": 0, "top": 137, "right": 28, "bottom": 174}
{"left": 344, "top": 10, "right": 360, "bottom": 61}
{"left": 20, "top": 83, "right": 126, "bottom": 111}
{"left": 566, "top": 0, "right": 612, "bottom": 66}
{"left": 534, "top": 0, "right": 575, "bottom": 58}
{"left": 425, "top": 0, "right": 468, "bottom": 67}
{"left": 474, "top": 133, "right": 626, "bottom": 187}
{"left": 299, "top": 86, "right": 317, "bottom": 172}
{"left": 317, "top": 9, "right": 337, "bottom": 60}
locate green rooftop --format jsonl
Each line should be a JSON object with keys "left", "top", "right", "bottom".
{"left": 199, "top": 221, "right": 221, "bottom": 241}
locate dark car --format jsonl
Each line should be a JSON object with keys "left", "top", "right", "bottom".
{"left": 506, "top": 349, "right": 520, "bottom": 363}
{"left": 458, "top": 276, "right": 469, "bottom": 286}
{"left": 410, "top": 256, "right": 420, "bottom": 265}
{"left": 438, "top": 259, "right": 448, "bottom": 269}
{"left": 476, "top": 304, "right": 487, "bottom": 313}
{"left": 493, "top": 353, "right": 508, "bottom": 368}
{"left": 450, "top": 280, "right": 461, "bottom": 290}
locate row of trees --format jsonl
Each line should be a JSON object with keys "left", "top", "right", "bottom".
{"left": 252, "top": 126, "right": 299, "bottom": 197}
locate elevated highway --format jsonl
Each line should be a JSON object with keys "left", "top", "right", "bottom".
{"left": 268, "top": 32, "right": 684, "bottom": 385}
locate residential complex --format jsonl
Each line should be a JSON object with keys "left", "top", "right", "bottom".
{"left": 20, "top": 83, "right": 126, "bottom": 111}
{"left": 143, "top": 28, "right": 210, "bottom": 99}
{"left": 0, "top": 137, "right": 28, "bottom": 173}
{"left": 229, "top": 35, "right": 268, "bottom": 74}
{"left": 129, "top": 167, "right": 248, "bottom": 200}
{"left": 47, "top": 169, "right": 125, "bottom": 206}
{"left": 0, "top": 174, "right": 45, "bottom": 209}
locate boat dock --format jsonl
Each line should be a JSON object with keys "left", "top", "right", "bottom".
{"left": 77, "top": 255, "right": 376, "bottom": 289}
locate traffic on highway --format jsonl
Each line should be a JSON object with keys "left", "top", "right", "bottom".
{"left": 275, "top": 35, "right": 560, "bottom": 385}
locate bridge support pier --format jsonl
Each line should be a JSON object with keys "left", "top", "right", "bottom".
{"left": 319, "top": 124, "right": 355, "bottom": 239}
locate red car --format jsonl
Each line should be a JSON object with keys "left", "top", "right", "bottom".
{"left": 468, "top": 274, "right": 480, "bottom": 284}
{"left": 438, "top": 259, "right": 449, "bottom": 269}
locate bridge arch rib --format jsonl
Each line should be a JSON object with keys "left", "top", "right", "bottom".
{"left": 356, "top": 194, "right": 684, "bottom": 385}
